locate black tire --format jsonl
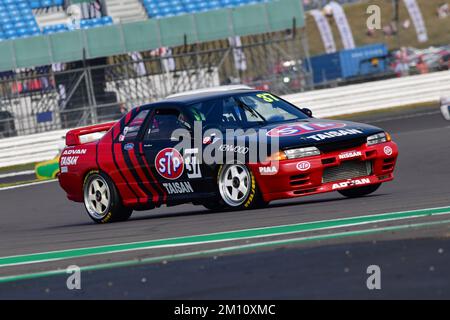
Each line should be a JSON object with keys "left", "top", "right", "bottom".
{"left": 202, "top": 200, "right": 227, "bottom": 211}
{"left": 83, "top": 171, "right": 133, "bottom": 223}
{"left": 338, "top": 183, "right": 381, "bottom": 198}
{"left": 215, "top": 164, "right": 268, "bottom": 210}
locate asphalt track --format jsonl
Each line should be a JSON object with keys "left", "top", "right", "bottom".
{"left": 0, "top": 104, "right": 450, "bottom": 299}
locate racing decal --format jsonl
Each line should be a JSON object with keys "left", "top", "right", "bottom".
{"left": 113, "top": 109, "right": 166, "bottom": 204}
{"left": 384, "top": 146, "right": 393, "bottom": 156}
{"left": 124, "top": 143, "right": 134, "bottom": 151}
{"left": 120, "top": 142, "right": 153, "bottom": 203}
{"left": 162, "top": 182, "right": 194, "bottom": 195}
{"left": 256, "top": 93, "right": 280, "bottom": 103}
{"left": 267, "top": 122, "right": 346, "bottom": 137}
{"left": 119, "top": 127, "right": 128, "bottom": 142}
{"left": 259, "top": 166, "right": 278, "bottom": 175}
{"left": 296, "top": 161, "right": 311, "bottom": 171}
{"left": 114, "top": 106, "right": 141, "bottom": 140}
{"left": 111, "top": 126, "right": 140, "bottom": 202}
{"left": 306, "top": 129, "right": 363, "bottom": 141}
{"left": 62, "top": 149, "right": 87, "bottom": 155}
{"left": 184, "top": 148, "right": 202, "bottom": 179}
{"left": 155, "top": 148, "right": 184, "bottom": 180}
{"left": 126, "top": 146, "right": 162, "bottom": 204}
{"left": 117, "top": 108, "right": 164, "bottom": 204}
{"left": 332, "top": 178, "right": 371, "bottom": 190}
{"left": 219, "top": 144, "right": 249, "bottom": 154}
{"left": 136, "top": 143, "right": 167, "bottom": 204}
{"left": 118, "top": 127, "right": 129, "bottom": 142}
{"left": 61, "top": 166, "right": 68, "bottom": 173}
{"left": 338, "top": 151, "right": 362, "bottom": 160}
{"left": 203, "top": 136, "right": 214, "bottom": 145}
{"left": 60, "top": 156, "right": 79, "bottom": 166}
{"left": 114, "top": 113, "right": 128, "bottom": 140}
{"left": 61, "top": 148, "right": 87, "bottom": 166}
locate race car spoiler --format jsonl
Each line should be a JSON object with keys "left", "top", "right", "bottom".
{"left": 65, "top": 122, "right": 116, "bottom": 146}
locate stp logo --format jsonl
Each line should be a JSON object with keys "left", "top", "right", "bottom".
{"left": 296, "top": 161, "right": 311, "bottom": 171}
{"left": 267, "top": 122, "right": 346, "bottom": 137}
{"left": 384, "top": 146, "right": 393, "bottom": 156}
{"left": 155, "top": 148, "right": 184, "bottom": 180}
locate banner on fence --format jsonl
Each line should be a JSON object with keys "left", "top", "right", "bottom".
{"left": 310, "top": 9, "right": 336, "bottom": 53}
{"left": 329, "top": 1, "right": 355, "bottom": 50}
{"left": 229, "top": 36, "right": 248, "bottom": 72}
{"left": 403, "top": 0, "right": 428, "bottom": 43}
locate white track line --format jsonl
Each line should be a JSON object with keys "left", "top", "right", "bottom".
{"left": 0, "top": 179, "right": 57, "bottom": 191}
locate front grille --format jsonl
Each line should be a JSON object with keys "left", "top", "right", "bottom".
{"left": 316, "top": 137, "right": 366, "bottom": 153}
{"left": 322, "top": 160, "right": 372, "bottom": 183}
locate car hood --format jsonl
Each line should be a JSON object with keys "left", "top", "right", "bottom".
{"left": 234, "top": 118, "right": 384, "bottom": 150}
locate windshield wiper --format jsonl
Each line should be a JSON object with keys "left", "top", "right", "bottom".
{"left": 234, "top": 98, "right": 267, "bottom": 124}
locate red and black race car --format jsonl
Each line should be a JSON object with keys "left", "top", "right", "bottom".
{"left": 58, "top": 88, "right": 398, "bottom": 223}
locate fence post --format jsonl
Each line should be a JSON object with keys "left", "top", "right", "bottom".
{"left": 84, "top": 66, "right": 98, "bottom": 125}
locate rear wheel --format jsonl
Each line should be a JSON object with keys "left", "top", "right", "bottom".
{"left": 83, "top": 172, "right": 132, "bottom": 223}
{"left": 338, "top": 183, "right": 381, "bottom": 198}
{"left": 215, "top": 164, "right": 267, "bottom": 210}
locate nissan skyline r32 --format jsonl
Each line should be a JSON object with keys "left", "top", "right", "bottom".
{"left": 58, "top": 89, "right": 398, "bottom": 223}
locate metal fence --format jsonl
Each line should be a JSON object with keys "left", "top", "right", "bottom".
{"left": 302, "top": 0, "right": 368, "bottom": 11}
{"left": 0, "top": 30, "right": 311, "bottom": 138}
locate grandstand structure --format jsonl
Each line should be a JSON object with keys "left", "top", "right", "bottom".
{"left": 0, "top": 0, "right": 107, "bottom": 40}
{"left": 0, "top": 0, "right": 307, "bottom": 138}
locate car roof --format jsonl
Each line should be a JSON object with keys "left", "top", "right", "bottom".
{"left": 166, "top": 85, "right": 253, "bottom": 98}
{"left": 141, "top": 88, "right": 261, "bottom": 109}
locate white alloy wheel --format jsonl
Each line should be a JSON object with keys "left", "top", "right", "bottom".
{"left": 218, "top": 164, "right": 251, "bottom": 207}
{"left": 84, "top": 174, "right": 111, "bottom": 220}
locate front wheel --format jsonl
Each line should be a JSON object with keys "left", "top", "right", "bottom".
{"left": 338, "top": 183, "right": 381, "bottom": 198}
{"left": 216, "top": 164, "right": 267, "bottom": 210}
{"left": 83, "top": 172, "right": 132, "bottom": 223}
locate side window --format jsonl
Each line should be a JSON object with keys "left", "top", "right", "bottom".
{"left": 221, "top": 97, "right": 243, "bottom": 126}
{"left": 144, "top": 108, "right": 191, "bottom": 141}
{"left": 188, "top": 100, "right": 222, "bottom": 129}
{"left": 119, "top": 110, "right": 150, "bottom": 142}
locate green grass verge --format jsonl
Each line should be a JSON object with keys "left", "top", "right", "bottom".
{"left": 0, "top": 179, "right": 46, "bottom": 189}
{"left": 0, "top": 163, "right": 37, "bottom": 175}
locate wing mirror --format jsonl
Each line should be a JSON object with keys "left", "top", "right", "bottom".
{"left": 301, "top": 108, "right": 313, "bottom": 117}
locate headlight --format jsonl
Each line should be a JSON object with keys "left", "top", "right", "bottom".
{"left": 284, "top": 146, "right": 320, "bottom": 159}
{"left": 367, "top": 132, "right": 391, "bottom": 146}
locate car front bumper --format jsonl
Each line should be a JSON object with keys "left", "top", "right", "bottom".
{"left": 250, "top": 141, "right": 398, "bottom": 203}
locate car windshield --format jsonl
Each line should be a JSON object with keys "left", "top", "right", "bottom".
{"left": 188, "top": 92, "right": 309, "bottom": 129}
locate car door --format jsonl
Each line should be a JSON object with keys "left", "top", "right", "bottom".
{"left": 139, "top": 107, "right": 206, "bottom": 203}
